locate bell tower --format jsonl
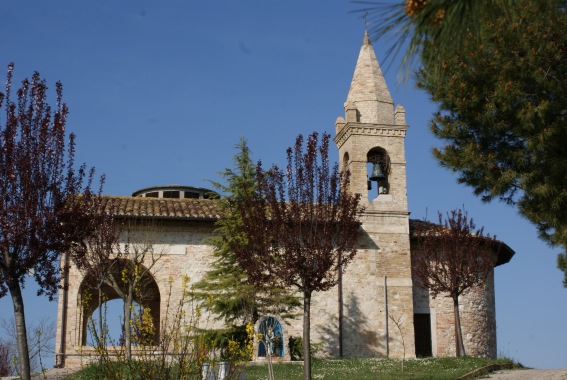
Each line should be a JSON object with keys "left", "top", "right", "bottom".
{"left": 335, "top": 31, "right": 409, "bottom": 209}
{"left": 334, "top": 31, "right": 415, "bottom": 358}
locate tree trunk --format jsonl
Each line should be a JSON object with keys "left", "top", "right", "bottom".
{"left": 266, "top": 336, "right": 274, "bottom": 380}
{"left": 8, "top": 279, "right": 31, "bottom": 380}
{"left": 303, "top": 290, "right": 312, "bottom": 380}
{"left": 124, "top": 293, "right": 133, "bottom": 360}
{"left": 337, "top": 259, "right": 343, "bottom": 358}
{"left": 97, "top": 286, "right": 104, "bottom": 365}
{"left": 453, "top": 296, "right": 466, "bottom": 357}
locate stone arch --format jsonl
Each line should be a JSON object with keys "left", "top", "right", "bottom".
{"left": 77, "top": 259, "right": 161, "bottom": 346}
{"left": 255, "top": 315, "right": 285, "bottom": 358}
{"left": 367, "top": 147, "right": 390, "bottom": 198}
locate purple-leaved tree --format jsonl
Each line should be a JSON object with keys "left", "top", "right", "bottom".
{"left": 0, "top": 64, "right": 102, "bottom": 380}
{"left": 413, "top": 209, "right": 498, "bottom": 357}
{"left": 231, "top": 132, "right": 363, "bottom": 380}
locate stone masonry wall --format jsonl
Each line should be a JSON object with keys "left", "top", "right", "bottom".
{"left": 55, "top": 217, "right": 498, "bottom": 368}
{"left": 255, "top": 209, "right": 416, "bottom": 360}
{"left": 55, "top": 214, "right": 417, "bottom": 367}
{"left": 55, "top": 220, "right": 220, "bottom": 368}
{"left": 412, "top": 249, "right": 497, "bottom": 358}
{"left": 309, "top": 210, "right": 415, "bottom": 359}
{"left": 429, "top": 273, "right": 496, "bottom": 358}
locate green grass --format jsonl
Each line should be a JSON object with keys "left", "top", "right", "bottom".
{"left": 67, "top": 356, "right": 517, "bottom": 380}
{"left": 245, "top": 357, "right": 515, "bottom": 380}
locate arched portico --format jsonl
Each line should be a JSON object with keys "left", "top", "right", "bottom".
{"left": 77, "top": 259, "right": 161, "bottom": 347}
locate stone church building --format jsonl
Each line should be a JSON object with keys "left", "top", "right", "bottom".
{"left": 54, "top": 32, "right": 514, "bottom": 368}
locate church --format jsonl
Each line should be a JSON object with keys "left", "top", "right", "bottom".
{"left": 54, "top": 32, "right": 514, "bottom": 368}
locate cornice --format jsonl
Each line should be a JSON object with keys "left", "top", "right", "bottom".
{"left": 334, "top": 123, "right": 408, "bottom": 148}
{"left": 361, "top": 209, "right": 411, "bottom": 217}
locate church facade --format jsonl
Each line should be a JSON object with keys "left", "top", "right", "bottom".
{"left": 54, "top": 32, "right": 513, "bottom": 368}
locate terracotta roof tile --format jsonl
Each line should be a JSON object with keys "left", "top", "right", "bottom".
{"left": 408, "top": 219, "right": 515, "bottom": 267}
{"left": 96, "top": 198, "right": 514, "bottom": 266}
{"left": 99, "top": 196, "right": 220, "bottom": 220}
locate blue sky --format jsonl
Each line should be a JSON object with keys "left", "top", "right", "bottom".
{"left": 0, "top": 0, "right": 565, "bottom": 370}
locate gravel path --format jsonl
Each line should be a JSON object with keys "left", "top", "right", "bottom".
{"left": 486, "top": 368, "right": 567, "bottom": 379}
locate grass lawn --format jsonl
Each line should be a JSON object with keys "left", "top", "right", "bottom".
{"left": 245, "top": 357, "right": 514, "bottom": 380}
{"left": 67, "top": 356, "right": 517, "bottom": 380}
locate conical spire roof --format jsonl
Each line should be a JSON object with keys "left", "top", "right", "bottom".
{"left": 345, "top": 31, "right": 394, "bottom": 124}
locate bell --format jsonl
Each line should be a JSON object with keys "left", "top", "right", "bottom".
{"left": 369, "top": 163, "right": 386, "bottom": 182}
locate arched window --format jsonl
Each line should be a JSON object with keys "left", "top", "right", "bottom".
{"left": 367, "top": 147, "right": 390, "bottom": 199}
{"left": 342, "top": 152, "right": 352, "bottom": 192}
{"left": 342, "top": 152, "right": 350, "bottom": 172}
{"left": 257, "top": 316, "right": 284, "bottom": 358}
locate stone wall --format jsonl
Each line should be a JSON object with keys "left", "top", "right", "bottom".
{"left": 55, "top": 215, "right": 503, "bottom": 367}
{"left": 54, "top": 220, "right": 219, "bottom": 368}
{"left": 428, "top": 275, "right": 496, "bottom": 358}
{"left": 297, "top": 210, "right": 416, "bottom": 359}
{"left": 412, "top": 250, "right": 497, "bottom": 358}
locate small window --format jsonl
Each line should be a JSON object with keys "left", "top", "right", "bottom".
{"left": 163, "top": 191, "right": 180, "bottom": 198}
{"left": 145, "top": 192, "right": 159, "bottom": 198}
{"left": 184, "top": 191, "right": 199, "bottom": 199}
